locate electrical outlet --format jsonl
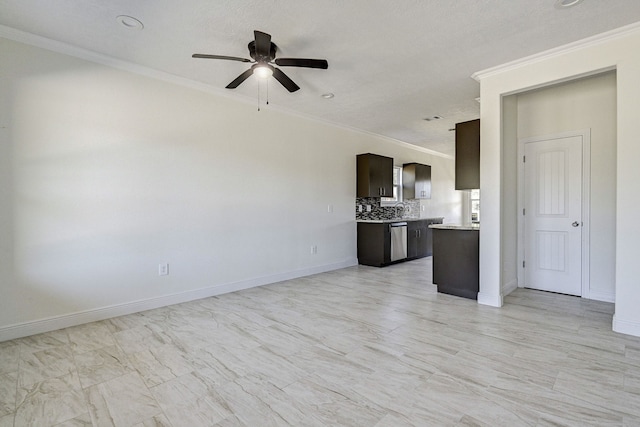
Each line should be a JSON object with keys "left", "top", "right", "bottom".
{"left": 310, "top": 245, "right": 318, "bottom": 254}
{"left": 358, "top": 205, "right": 363, "bottom": 213}
{"left": 421, "top": 205, "right": 425, "bottom": 212}
{"left": 366, "top": 205, "right": 372, "bottom": 212}
{"left": 327, "top": 204, "right": 333, "bottom": 213}
{"left": 158, "top": 263, "right": 169, "bottom": 276}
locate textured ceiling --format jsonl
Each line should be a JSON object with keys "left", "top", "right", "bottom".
{"left": 1, "top": 1, "right": 640, "bottom": 156}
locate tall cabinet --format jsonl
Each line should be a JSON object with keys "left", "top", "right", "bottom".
{"left": 455, "top": 119, "right": 480, "bottom": 190}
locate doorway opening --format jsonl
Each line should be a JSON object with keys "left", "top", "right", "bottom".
{"left": 504, "top": 70, "right": 616, "bottom": 303}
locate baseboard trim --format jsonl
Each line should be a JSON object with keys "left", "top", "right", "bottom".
{"left": 612, "top": 314, "right": 640, "bottom": 338}
{"left": 587, "top": 290, "right": 615, "bottom": 303}
{"left": 502, "top": 279, "right": 518, "bottom": 297}
{"left": 477, "top": 292, "right": 503, "bottom": 307}
{"left": 0, "top": 259, "right": 358, "bottom": 342}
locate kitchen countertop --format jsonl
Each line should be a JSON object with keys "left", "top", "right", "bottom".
{"left": 356, "top": 217, "right": 444, "bottom": 224}
{"left": 429, "top": 223, "right": 480, "bottom": 230}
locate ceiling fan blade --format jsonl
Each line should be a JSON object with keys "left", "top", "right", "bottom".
{"left": 254, "top": 30, "right": 272, "bottom": 58}
{"left": 192, "top": 54, "right": 252, "bottom": 62}
{"left": 274, "top": 58, "right": 328, "bottom": 69}
{"left": 225, "top": 69, "right": 254, "bottom": 89}
{"left": 272, "top": 68, "right": 300, "bottom": 92}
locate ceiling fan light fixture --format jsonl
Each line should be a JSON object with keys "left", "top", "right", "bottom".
{"left": 253, "top": 64, "right": 274, "bottom": 79}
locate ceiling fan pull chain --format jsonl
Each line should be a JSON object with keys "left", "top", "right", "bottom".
{"left": 266, "top": 79, "right": 269, "bottom": 105}
{"left": 257, "top": 81, "right": 261, "bottom": 112}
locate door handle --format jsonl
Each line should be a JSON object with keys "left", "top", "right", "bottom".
{"left": 572, "top": 221, "right": 581, "bottom": 227}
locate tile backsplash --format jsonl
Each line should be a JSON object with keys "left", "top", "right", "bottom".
{"left": 355, "top": 197, "right": 421, "bottom": 221}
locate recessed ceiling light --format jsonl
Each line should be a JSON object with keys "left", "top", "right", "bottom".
{"left": 321, "top": 93, "right": 335, "bottom": 99}
{"left": 116, "top": 15, "right": 144, "bottom": 30}
{"left": 554, "top": 0, "right": 584, "bottom": 9}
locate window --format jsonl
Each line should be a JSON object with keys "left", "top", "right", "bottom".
{"left": 470, "top": 189, "right": 480, "bottom": 223}
{"left": 381, "top": 166, "right": 402, "bottom": 206}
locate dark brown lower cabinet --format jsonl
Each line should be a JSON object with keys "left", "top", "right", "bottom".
{"left": 407, "top": 219, "right": 441, "bottom": 259}
{"left": 432, "top": 228, "right": 479, "bottom": 299}
{"left": 357, "top": 222, "right": 390, "bottom": 267}
{"left": 358, "top": 218, "right": 443, "bottom": 267}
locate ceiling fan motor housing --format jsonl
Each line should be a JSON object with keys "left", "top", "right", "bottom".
{"left": 248, "top": 41, "right": 277, "bottom": 62}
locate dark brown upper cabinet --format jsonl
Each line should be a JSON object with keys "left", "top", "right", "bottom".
{"left": 402, "top": 163, "right": 431, "bottom": 199}
{"left": 455, "top": 119, "right": 480, "bottom": 190}
{"left": 357, "top": 153, "right": 393, "bottom": 198}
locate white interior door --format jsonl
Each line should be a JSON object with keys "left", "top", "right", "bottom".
{"left": 523, "top": 135, "right": 583, "bottom": 296}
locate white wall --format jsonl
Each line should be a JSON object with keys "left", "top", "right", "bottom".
{"left": 501, "top": 95, "right": 518, "bottom": 295}
{"left": 474, "top": 24, "right": 640, "bottom": 337}
{"left": 0, "top": 38, "right": 460, "bottom": 340}
{"left": 516, "top": 72, "right": 617, "bottom": 301}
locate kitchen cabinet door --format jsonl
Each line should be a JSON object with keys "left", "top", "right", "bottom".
{"left": 407, "top": 221, "right": 420, "bottom": 259}
{"left": 416, "top": 221, "right": 430, "bottom": 258}
{"left": 357, "top": 153, "right": 394, "bottom": 197}
{"left": 357, "top": 222, "right": 390, "bottom": 266}
{"left": 408, "top": 219, "right": 440, "bottom": 259}
{"left": 403, "top": 163, "right": 431, "bottom": 199}
{"left": 455, "top": 119, "right": 480, "bottom": 190}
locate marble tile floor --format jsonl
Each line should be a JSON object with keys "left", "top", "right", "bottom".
{"left": 1, "top": 257, "right": 640, "bottom": 426}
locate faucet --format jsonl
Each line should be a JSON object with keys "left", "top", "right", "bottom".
{"left": 393, "top": 202, "right": 405, "bottom": 219}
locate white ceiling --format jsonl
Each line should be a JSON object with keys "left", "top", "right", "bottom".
{"left": 2, "top": 1, "right": 640, "bottom": 156}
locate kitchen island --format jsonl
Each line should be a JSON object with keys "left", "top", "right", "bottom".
{"left": 429, "top": 223, "right": 479, "bottom": 299}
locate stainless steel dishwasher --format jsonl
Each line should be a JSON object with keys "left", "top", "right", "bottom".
{"left": 389, "top": 222, "right": 408, "bottom": 262}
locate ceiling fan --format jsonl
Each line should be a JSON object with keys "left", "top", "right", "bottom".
{"left": 192, "top": 30, "right": 328, "bottom": 93}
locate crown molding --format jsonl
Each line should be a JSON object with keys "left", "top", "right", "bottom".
{"left": 0, "top": 24, "right": 452, "bottom": 159}
{"left": 471, "top": 21, "right": 640, "bottom": 81}
{"left": 0, "top": 24, "right": 260, "bottom": 102}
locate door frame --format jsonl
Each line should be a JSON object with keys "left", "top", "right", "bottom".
{"left": 516, "top": 129, "right": 591, "bottom": 298}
